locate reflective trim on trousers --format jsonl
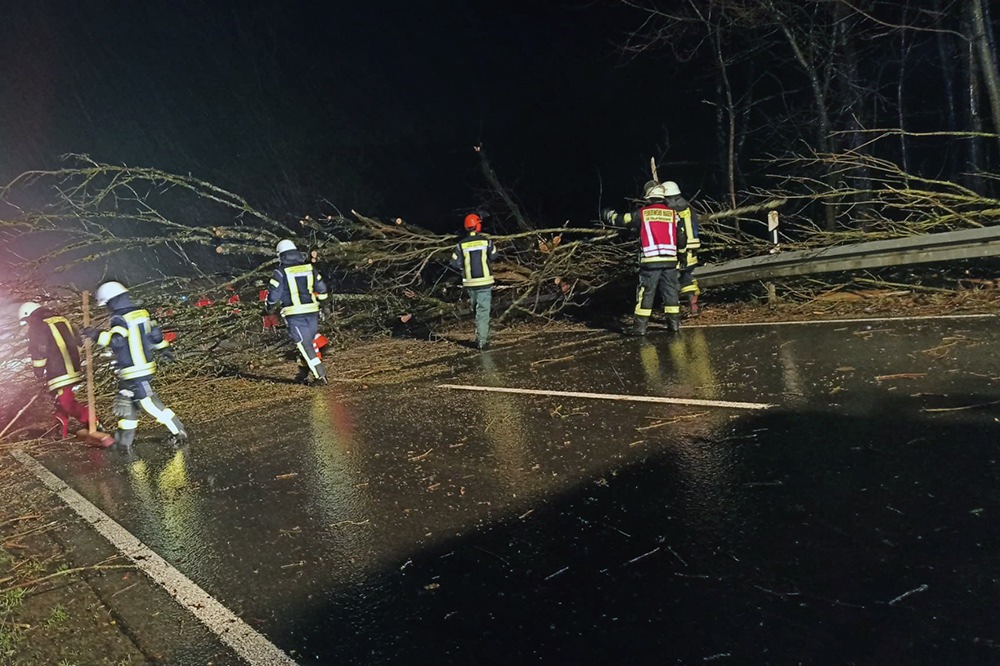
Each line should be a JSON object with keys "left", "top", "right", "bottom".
{"left": 287, "top": 314, "right": 323, "bottom": 379}
{"left": 138, "top": 397, "right": 180, "bottom": 435}
{"left": 634, "top": 268, "right": 679, "bottom": 318}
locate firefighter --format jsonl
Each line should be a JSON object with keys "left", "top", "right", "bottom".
{"left": 662, "top": 181, "right": 701, "bottom": 315}
{"left": 19, "top": 302, "right": 96, "bottom": 437}
{"left": 266, "top": 239, "right": 330, "bottom": 385}
{"left": 83, "top": 281, "right": 187, "bottom": 449}
{"left": 602, "top": 182, "right": 685, "bottom": 335}
{"left": 450, "top": 213, "right": 498, "bottom": 351}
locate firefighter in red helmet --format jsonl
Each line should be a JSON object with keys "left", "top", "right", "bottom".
{"left": 450, "top": 213, "right": 498, "bottom": 350}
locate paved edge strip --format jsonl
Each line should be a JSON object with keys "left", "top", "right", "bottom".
{"left": 682, "top": 313, "right": 996, "bottom": 329}
{"left": 438, "top": 384, "right": 772, "bottom": 410}
{"left": 533, "top": 313, "right": 996, "bottom": 332}
{"left": 10, "top": 449, "right": 298, "bottom": 666}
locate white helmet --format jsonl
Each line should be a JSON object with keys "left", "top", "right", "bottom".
{"left": 18, "top": 302, "right": 41, "bottom": 325}
{"left": 662, "top": 181, "right": 681, "bottom": 197}
{"left": 644, "top": 182, "right": 666, "bottom": 200}
{"left": 276, "top": 239, "right": 297, "bottom": 256}
{"left": 96, "top": 281, "right": 128, "bottom": 306}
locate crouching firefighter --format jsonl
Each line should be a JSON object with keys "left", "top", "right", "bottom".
{"left": 84, "top": 281, "right": 187, "bottom": 449}
{"left": 266, "top": 239, "right": 330, "bottom": 385}
{"left": 19, "top": 302, "right": 96, "bottom": 437}
{"left": 602, "top": 181, "right": 686, "bottom": 335}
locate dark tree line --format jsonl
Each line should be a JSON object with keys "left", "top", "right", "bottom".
{"left": 617, "top": 0, "right": 1000, "bottom": 231}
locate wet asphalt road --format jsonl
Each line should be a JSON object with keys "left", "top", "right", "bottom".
{"left": 39, "top": 316, "right": 1000, "bottom": 664}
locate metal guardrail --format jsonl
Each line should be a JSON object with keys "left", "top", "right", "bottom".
{"left": 695, "top": 226, "right": 1000, "bottom": 287}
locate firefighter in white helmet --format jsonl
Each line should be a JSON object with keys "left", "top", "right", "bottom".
{"left": 265, "top": 240, "right": 330, "bottom": 384}
{"left": 661, "top": 181, "right": 702, "bottom": 316}
{"left": 18, "top": 301, "right": 98, "bottom": 438}
{"left": 602, "top": 181, "right": 685, "bottom": 335}
{"left": 82, "top": 281, "right": 187, "bottom": 449}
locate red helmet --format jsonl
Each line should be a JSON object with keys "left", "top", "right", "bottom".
{"left": 464, "top": 213, "right": 482, "bottom": 232}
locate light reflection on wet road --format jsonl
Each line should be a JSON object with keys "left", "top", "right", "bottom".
{"left": 41, "top": 318, "right": 1000, "bottom": 664}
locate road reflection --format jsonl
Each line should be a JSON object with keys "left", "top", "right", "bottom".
{"left": 478, "top": 352, "right": 531, "bottom": 489}
{"left": 124, "top": 449, "right": 216, "bottom": 576}
{"left": 638, "top": 333, "right": 740, "bottom": 542}
{"left": 305, "top": 389, "right": 374, "bottom": 581}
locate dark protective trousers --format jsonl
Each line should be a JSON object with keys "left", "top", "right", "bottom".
{"left": 679, "top": 267, "right": 699, "bottom": 300}
{"left": 467, "top": 286, "right": 493, "bottom": 344}
{"left": 285, "top": 313, "right": 326, "bottom": 380}
{"left": 114, "top": 378, "right": 186, "bottom": 448}
{"left": 634, "top": 266, "right": 680, "bottom": 318}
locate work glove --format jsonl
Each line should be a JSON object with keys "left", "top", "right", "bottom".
{"left": 260, "top": 304, "right": 272, "bottom": 317}
{"left": 158, "top": 349, "right": 176, "bottom": 364}
{"left": 81, "top": 326, "right": 99, "bottom": 341}
{"left": 112, "top": 390, "right": 134, "bottom": 418}
{"left": 601, "top": 208, "right": 617, "bottom": 224}
{"left": 319, "top": 302, "right": 333, "bottom": 321}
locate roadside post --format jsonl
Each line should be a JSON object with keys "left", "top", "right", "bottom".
{"left": 766, "top": 211, "right": 780, "bottom": 303}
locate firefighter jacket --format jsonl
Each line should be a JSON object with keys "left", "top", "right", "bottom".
{"left": 95, "top": 293, "right": 170, "bottom": 381}
{"left": 267, "top": 250, "right": 329, "bottom": 317}
{"left": 665, "top": 194, "right": 700, "bottom": 266}
{"left": 450, "top": 231, "right": 497, "bottom": 288}
{"left": 25, "top": 307, "right": 84, "bottom": 391}
{"left": 609, "top": 201, "right": 686, "bottom": 268}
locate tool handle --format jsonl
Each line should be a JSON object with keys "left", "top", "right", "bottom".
{"left": 82, "top": 290, "right": 97, "bottom": 435}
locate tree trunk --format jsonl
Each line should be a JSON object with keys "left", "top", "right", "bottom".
{"left": 898, "top": 24, "right": 912, "bottom": 176}
{"left": 935, "top": 0, "right": 959, "bottom": 134}
{"left": 475, "top": 145, "right": 534, "bottom": 233}
{"left": 769, "top": 2, "right": 837, "bottom": 230}
{"left": 970, "top": 0, "right": 1000, "bottom": 154}
{"left": 965, "top": 2, "right": 986, "bottom": 190}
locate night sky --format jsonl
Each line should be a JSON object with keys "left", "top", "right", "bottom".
{"left": 1, "top": 1, "right": 685, "bottom": 231}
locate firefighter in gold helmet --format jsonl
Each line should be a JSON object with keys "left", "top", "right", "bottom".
{"left": 450, "top": 213, "right": 498, "bottom": 350}
{"left": 603, "top": 182, "right": 686, "bottom": 335}
{"left": 19, "top": 301, "right": 97, "bottom": 438}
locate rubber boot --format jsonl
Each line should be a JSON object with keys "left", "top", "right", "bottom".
{"left": 667, "top": 315, "right": 681, "bottom": 332}
{"left": 293, "top": 365, "right": 311, "bottom": 385}
{"left": 166, "top": 419, "right": 188, "bottom": 448}
{"left": 627, "top": 316, "right": 649, "bottom": 337}
{"left": 54, "top": 411, "right": 70, "bottom": 439}
{"left": 114, "top": 428, "right": 136, "bottom": 451}
{"left": 168, "top": 415, "right": 188, "bottom": 441}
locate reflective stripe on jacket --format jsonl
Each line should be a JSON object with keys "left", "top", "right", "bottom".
{"left": 451, "top": 232, "right": 497, "bottom": 288}
{"left": 267, "top": 251, "right": 329, "bottom": 317}
{"left": 97, "top": 308, "right": 164, "bottom": 380}
{"left": 27, "top": 311, "right": 84, "bottom": 391}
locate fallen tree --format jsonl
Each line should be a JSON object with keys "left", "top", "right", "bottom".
{"left": 0, "top": 143, "right": 997, "bottom": 378}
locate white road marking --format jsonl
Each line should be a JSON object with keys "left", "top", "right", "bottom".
{"left": 11, "top": 450, "right": 297, "bottom": 666}
{"left": 438, "top": 384, "right": 772, "bottom": 410}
